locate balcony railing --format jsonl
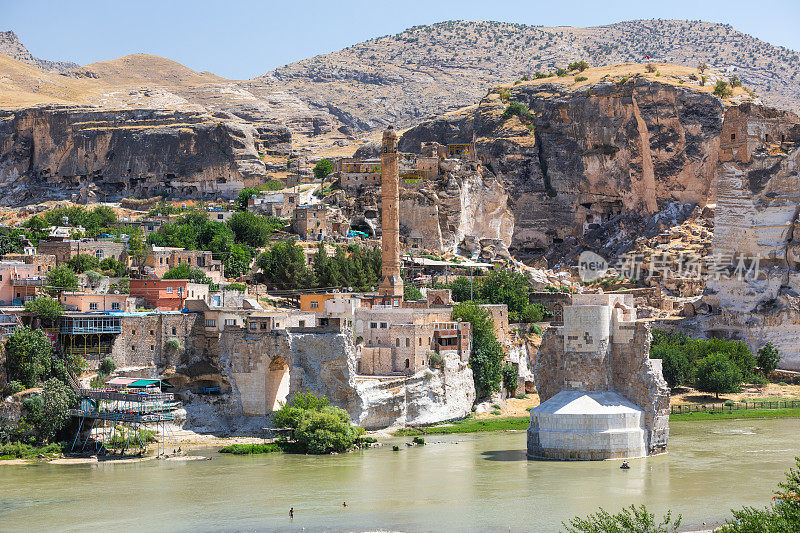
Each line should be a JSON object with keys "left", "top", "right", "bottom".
{"left": 10, "top": 278, "right": 45, "bottom": 286}
{"left": 60, "top": 316, "right": 122, "bottom": 334}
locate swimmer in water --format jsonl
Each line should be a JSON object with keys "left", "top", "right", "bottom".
{"left": 289, "top": 507, "right": 294, "bottom": 519}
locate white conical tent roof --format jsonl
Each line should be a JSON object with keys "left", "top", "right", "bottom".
{"left": 533, "top": 390, "right": 644, "bottom": 415}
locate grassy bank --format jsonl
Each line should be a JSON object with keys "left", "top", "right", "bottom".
{"left": 395, "top": 416, "right": 530, "bottom": 436}
{"left": 395, "top": 407, "right": 800, "bottom": 436}
{"left": 669, "top": 407, "right": 800, "bottom": 421}
{"left": 0, "top": 442, "right": 64, "bottom": 460}
{"left": 218, "top": 443, "right": 285, "bottom": 455}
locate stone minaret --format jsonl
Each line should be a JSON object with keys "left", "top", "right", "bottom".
{"left": 379, "top": 126, "right": 404, "bottom": 298}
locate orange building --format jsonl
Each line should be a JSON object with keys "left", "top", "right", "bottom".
{"left": 130, "top": 279, "right": 209, "bottom": 311}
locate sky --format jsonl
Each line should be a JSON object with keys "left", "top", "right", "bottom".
{"left": 3, "top": 0, "right": 800, "bottom": 79}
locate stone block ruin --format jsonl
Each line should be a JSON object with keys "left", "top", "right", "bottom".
{"left": 528, "top": 294, "right": 670, "bottom": 460}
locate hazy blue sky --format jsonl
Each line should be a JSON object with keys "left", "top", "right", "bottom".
{"left": 4, "top": 0, "right": 800, "bottom": 79}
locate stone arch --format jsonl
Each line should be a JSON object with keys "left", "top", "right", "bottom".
{"left": 266, "top": 356, "right": 290, "bottom": 413}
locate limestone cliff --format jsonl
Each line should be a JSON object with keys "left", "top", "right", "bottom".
{"left": 400, "top": 72, "right": 725, "bottom": 264}
{"left": 701, "top": 104, "right": 800, "bottom": 370}
{"left": 0, "top": 106, "right": 291, "bottom": 205}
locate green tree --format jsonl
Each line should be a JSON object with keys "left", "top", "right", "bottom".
{"left": 567, "top": 60, "right": 589, "bottom": 72}
{"left": 225, "top": 243, "right": 254, "bottom": 279}
{"left": 404, "top": 284, "right": 422, "bottom": 301}
{"left": 757, "top": 342, "right": 781, "bottom": 377}
{"left": 313, "top": 158, "right": 334, "bottom": 180}
{"left": 100, "top": 257, "right": 127, "bottom": 277}
{"left": 651, "top": 344, "right": 691, "bottom": 389}
{"left": 227, "top": 211, "right": 282, "bottom": 248}
{"left": 23, "top": 296, "right": 63, "bottom": 322}
{"left": 46, "top": 265, "right": 78, "bottom": 297}
{"left": 236, "top": 187, "right": 259, "bottom": 211}
{"left": 694, "top": 353, "right": 742, "bottom": 398}
{"left": 452, "top": 302, "right": 504, "bottom": 397}
{"left": 563, "top": 504, "right": 681, "bottom": 533}
{"left": 501, "top": 363, "right": 519, "bottom": 397}
{"left": 714, "top": 80, "right": 733, "bottom": 98}
{"left": 5, "top": 327, "right": 53, "bottom": 388}
{"left": 66, "top": 253, "right": 100, "bottom": 273}
{"left": 257, "top": 240, "right": 314, "bottom": 290}
{"left": 479, "top": 269, "right": 531, "bottom": 314}
{"left": 162, "top": 263, "right": 210, "bottom": 284}
{"left": 30, "top": 378, "right": 74, "bottom": 443}
{"left": 272, "top": 392, "right": 363, "bottom": 454}
{"left": 448, "top": 276, "right": 477, "bottom": 302}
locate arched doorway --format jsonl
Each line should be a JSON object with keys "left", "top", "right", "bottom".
{"left": 266, "top": 356, "right": 290, "bottom": 412}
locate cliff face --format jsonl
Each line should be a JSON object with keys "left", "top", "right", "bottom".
{"left": 702, "top": 104, "right": 800, "bottom": 370}
{"left": 0, "top": 106, "right": 291, "bottom": 205}
{"left": 400, "top": 77, "right": 724, "bottom": 262}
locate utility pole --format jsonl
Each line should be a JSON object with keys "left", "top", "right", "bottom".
{"left": 470, "top": 265, "right": 473, "bottom": 301}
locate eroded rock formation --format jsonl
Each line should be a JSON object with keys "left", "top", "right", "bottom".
{"left": 400, "top": 77, "right": 724, "bottom": 264}
{"left": 701, "top": 104, "right": 800, "bottom": 370}
{"left": 0, "top": 106, "right": 291, "bottom": 205}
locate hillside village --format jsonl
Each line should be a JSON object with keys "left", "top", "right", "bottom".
{"left": 3, "top": 10, "right": 800, "bottom": 531}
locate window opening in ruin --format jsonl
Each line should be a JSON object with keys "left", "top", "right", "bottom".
{"left": 405, "top": 359, "right": 410, "bottom": 369}
{"left": 731, "top": 133, "right": 736, "bottom": 141}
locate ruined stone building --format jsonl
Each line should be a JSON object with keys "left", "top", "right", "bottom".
{"left": 37, "top": 239, "right": 126, "bottom": 265}
{"left": 248, "top": 191, "right": 299, "bottom": 217}
{"left": 138, "top": 246, "right": 224, "bottom": 283}
{"left": 529, "top": 294, "right": 670, "bottom": 460}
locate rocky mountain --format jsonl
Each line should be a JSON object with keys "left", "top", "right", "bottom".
{"left": 398, "top": 63, "right": 740, "bottom": 263}
{"left": 0, "top": 31, "right": 78, "bottom": 72}
{"left": 262, "top": 19, "right": 800, "bottom": 131}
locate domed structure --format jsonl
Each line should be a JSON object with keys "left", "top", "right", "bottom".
{"left": 527, "top": 390, "right": 647, "bottom": 460}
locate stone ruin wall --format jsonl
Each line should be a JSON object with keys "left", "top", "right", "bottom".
{"left": 211, "top": 327, "right": 475, "bottom": 429}
{"left": 534, "top": 319, "right": 669, "bottom": 455}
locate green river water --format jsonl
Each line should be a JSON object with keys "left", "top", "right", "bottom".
{"left": 0, "top": 418, "right": 798, "bottom": 532}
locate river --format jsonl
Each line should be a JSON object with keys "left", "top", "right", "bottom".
{"left": 1, "top": 418, "right": 798, "bottom": 532}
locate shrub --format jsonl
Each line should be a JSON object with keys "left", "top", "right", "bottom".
{"left": 4, "top": 381, "right": 25, "bottom": 397}
{"left": 700, "top": 75, "right": 707, "bottom": 86}
{"left": 428, "top": 351, "right": 443, "bottom": 369}
{"left": 575, "top": 76, "right": 588, "bottom": 82}
{"left": 651, "top": 344, "right": 691, "bottom": 388}
{"left": 515, "top": 394, "right": 528, "bottom": 400}
{"left": 392, "top": 445, "right": 400, "bottom": 451}
{"left": 567, "top": 61, "right": 589, "bottom": 72}
{"left": 720, "top": 457, "right": 800, "bottom": 532}
{"left": 25, "top": 378, "right": 74, "bottom": 443}
{"left": 713, "top": 81, "right": 733, "bottom": 98}
{"left": 165, "top": 338, "right": 183, "bottom": 355}
{"left": 412, "top": 436, "right": 425, "bottom": 445}
{"left": 501, "top": 101, "right": 533, "bottom": 121}
{"left": 757, "top": 342, "right": 781, "bottom": 376}
{"left": 452, "top": 302, "right": 504, "bottom": 397}
{"left": 645, "top": 63, "right": 657, "bottom": 73}
{"left": 219, "top": 443, "right": 284, "bottom": 455}
{"left": 501, "top": 363, "right": 519, "bottom": 396}
{"left": 225, "top": 283, "right": 247, "bottom": 293}
{"left": 5, "top": 327, "right": 53, "bottom": 388}
{"left": 564, "top": 504, "right": 681, "bottom": 533}
{"left": 556, "top": 68, "right": 567, "bottom": 77}
{"left": 730, "top": 75, "right": 742, "bottom": 88}
{"left": 618, "top": 77, "right": 629, "bottom": 85}
{"left": 724, "top": 399, "right": 735, "bottom": 406}
{"left": 492, "top": 403, "right": 501, "bottom": 409}
{"left": 99, "top": 357, "right": 116, "bottom": 375}
{"left": 84, "top": 269, "right": 103, "bottom": 288}
{"left": 491, "top": 410, "right": 502, "bottom": 415}
{"left": 694, "top": 353, "right": 742, "bottom": 398}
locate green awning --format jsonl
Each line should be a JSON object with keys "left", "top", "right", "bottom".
{"left": 128, "top": 379, "right": 161, "bottom": 388}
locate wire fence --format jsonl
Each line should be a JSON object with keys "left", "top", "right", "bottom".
{"left": 671, "top": 399, "right": 800, "bottom": 414}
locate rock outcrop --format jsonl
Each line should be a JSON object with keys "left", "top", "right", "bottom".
{"left": 400, "top": 75, "right": 724, "bottom": 265}
{"left": 701, "top": 104, "right": 800, "bottom": 370}
{"left": 0, "top": 106, "right": 291, "bottom": 205}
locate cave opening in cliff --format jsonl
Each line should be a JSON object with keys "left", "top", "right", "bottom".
{"left": 266, "top": 356, "right": 290, "bottom": 412}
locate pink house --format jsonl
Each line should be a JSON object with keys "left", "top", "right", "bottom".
{"left": 60, "top": 292, "right": 135, "bottom": 313}
{"left": 0, "top": 261, "right": 45, "bottom": 306}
